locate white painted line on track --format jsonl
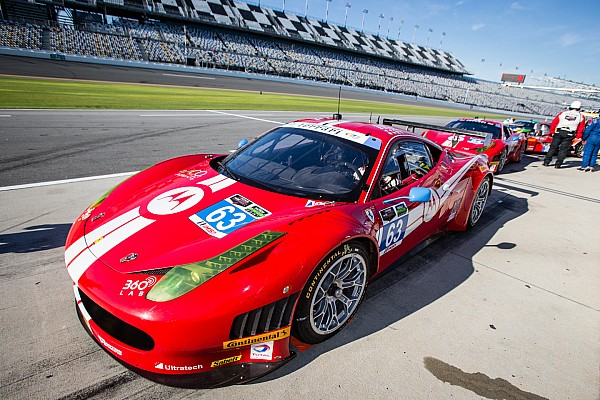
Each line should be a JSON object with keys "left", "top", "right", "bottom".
{"left": 162, "top": 73, "right": 215, "bottom": 80}
{"left": 0, "top": 172, "right": 138, "bottom": 192}
{"left": 0, "top": 115, "right": 11, "bottom": 117}
{"left": 206, "top": 110, "right": 282, "bottom": 124}
{"left": 139, "top": 114, "right": 209, "bottom": 117}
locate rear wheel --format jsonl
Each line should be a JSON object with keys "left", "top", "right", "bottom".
{"left": 468, "top": 177, "right": 490, "bottom": 228}
{"left": 293, "top": 242, "right": 369, "bottom": 344}
{"left": 515, "top": 142, "right": 525, "bottom": 162}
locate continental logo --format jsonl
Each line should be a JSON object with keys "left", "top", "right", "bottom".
{"left": 210, "top": 355, "right": 242, "bottom": 368}
{"left": 223, "top": 327, "right": 290, "bottom": 349}
{"left": 306, "top": 245, "right": 351, "bottom": 299}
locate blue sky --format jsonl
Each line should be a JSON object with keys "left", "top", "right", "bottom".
{"left": 252, "top": 0, "right": 600, "bottom": 86}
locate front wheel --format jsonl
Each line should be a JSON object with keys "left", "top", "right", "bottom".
{"left": 293, "top": 242, "right": 369, "bottom": 344}
{"left": 575, "top": 143, "right": 584, "bottom": 158}
{"left": 467, "top": 177, "right": 490, "bottom": 228}
{"left": 497, "top": 149, "right": 508, "bottom": 172}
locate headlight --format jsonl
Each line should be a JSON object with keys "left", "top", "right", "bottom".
{"left": 146, "top": 231, "right": 285, "bottom": 302}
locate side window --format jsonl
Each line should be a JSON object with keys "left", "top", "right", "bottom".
{"left": 375, "top": 140, "right": 434, "bottom": 198}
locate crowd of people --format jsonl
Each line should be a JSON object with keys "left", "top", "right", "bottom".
{"left": 1, "top": 19, "right": 598, "bottom": 117}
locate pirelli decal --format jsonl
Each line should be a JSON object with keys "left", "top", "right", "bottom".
{"left": 223, "top": 327, "right": 290, "bottom": 349}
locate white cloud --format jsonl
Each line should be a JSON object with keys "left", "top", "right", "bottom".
{"left": 510, "top": 2, "right": 524, "bottom": 10}
{"left": 471, "top": 23, "right": 485, "bottom": 31}
{"left": 558, "top": 33, "right": 583, "bottom": 48}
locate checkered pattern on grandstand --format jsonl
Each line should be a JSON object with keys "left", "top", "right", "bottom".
{"left": 148, "top": 0, "right": 467, "bottom": 73}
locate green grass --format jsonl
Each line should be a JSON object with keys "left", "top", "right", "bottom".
{"left": 0, "top": 76, "right": 505, "bottom": 118}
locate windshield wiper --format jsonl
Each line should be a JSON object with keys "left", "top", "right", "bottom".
{"left": 217, "top": 160, "right": 239, "bottom": 181}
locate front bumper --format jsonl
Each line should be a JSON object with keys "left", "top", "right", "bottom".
{"left": 76, "top": 304, "right": 296, "bottom": 388}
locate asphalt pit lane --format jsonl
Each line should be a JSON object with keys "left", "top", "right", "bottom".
{"left": 424, "top": 357, "right": 548, "bottom": 400}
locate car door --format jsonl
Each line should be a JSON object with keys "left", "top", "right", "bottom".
{"left": 367, "top": 139, "right": 448, "bottom": 268}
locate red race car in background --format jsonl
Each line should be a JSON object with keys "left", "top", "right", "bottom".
{"left": 526, "top": 120, "right": 588, "bottom": 157}
{"left": 392, "top": 118, "right": 526, "bottom": 173}
{"left": 65, "top": 117, "right": 492, "bottom": 388}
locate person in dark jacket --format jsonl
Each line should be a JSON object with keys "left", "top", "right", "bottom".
{"left": 543, "top": 101, "right": 586, "bottom": 168}
{"left": 578, "top": 117, "right": 600, "bottom": 172}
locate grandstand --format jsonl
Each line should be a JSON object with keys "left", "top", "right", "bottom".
{"left": 1, "top": 0, "right": 599, "bottom": 116}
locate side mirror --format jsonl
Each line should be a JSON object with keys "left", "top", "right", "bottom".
{"left": 238, "top": 138, "right": 249, "bottom": 148}
{"left": 408, "top": 187, "right": 431, "bottom": 203}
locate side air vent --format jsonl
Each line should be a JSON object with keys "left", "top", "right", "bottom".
{"left": 229, "top": 292, "right": 299, "bottom": 339}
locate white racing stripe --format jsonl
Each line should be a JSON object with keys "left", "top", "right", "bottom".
{"left": 66, "top": 207, "right": 155, "bottom": 283}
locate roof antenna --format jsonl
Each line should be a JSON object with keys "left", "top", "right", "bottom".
{"left": 333, "top": 86, "right": 342, "bottom": 121}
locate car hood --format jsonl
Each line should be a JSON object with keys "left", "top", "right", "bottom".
{"left": 82, "top": 158, "right": 338, "bottom": 274}
{"left": 425, "top": 130, "right": 497, "bottom": 153}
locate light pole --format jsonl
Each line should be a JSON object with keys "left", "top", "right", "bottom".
{"left": 440, "top": 31, "right": 446, "bottom": 48}
{"left": 325, "top": 0, "right": 332, "bottom": 22}
{"left": 344, "top": 2, "right": 351, "bottom": 27}
{"left": 412, "top": 24, "right": 419, "bottom": 42}
{"left": 397, "top": 19, "right": 404, "bottom": 40}
{"left": 361, "top": 9, "right": 368, "bottom": 31}
{"left": 387, "top": 16, "right": 393, "bottom": 37}
{"left": 305, "top": 0, "right": 308, "bottom": 16}
{"left": 282, "top": 0, "right": 285, "bottom": 12}
{"left": 377, "top": 13, "right": 384, "bottom": 36}
{"left": 427, "top": 28, "right": 432, "bottom": 46}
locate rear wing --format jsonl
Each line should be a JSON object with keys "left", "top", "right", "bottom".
{"left": 382, "top": 118, "right": 493, "bottom": 147}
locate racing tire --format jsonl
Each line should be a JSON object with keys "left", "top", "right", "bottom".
{"left": 575, "top": 143, "right": 584, "bottom": 158}
{"left": 467, "top": 176, "right": 490, "bottom": 228}
{"left": 497, "top": 149, "right": 508, "bottom": 172}
{"left": 293, "top": 242, "right": 369, "bottom": 344}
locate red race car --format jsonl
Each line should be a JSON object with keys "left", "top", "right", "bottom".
{"left": 526, "top": 121, "right": 587, "bottom": 157}
{"left": 419, "top": 118, "right": 526, "bottom": 173}
{"left": 65, "top": 117, "right": 492, "bottom": 388}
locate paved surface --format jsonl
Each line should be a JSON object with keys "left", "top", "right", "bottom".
{"left": 0, "top": 109, "right": 598, "bottom": 399}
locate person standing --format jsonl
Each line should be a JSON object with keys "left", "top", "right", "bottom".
{"left": 578, "top": 117, "right": 600, "bottom": 172}
{"left": 543, "top": 101, "right": 586, "bottom": 168}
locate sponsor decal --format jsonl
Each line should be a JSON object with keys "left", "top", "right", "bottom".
{"left": 155, "top": 362, "right": 203, "bottom": 371}
{"left": 98, "top": 334, "right": 122, "bottom": 356}
{"left": 223, "top": 327, "right": 290, "bottom": 349}
{"left": 176, "top": 169, "right": 207, "bottom": 180}
{"left": 190, "top": 194, "right": 271, "bottom": 239}
{"left": 305, "top": 200, "right": 336, "bottom": 208}
{"left": 467, "top": 137, "right": 485, "bottom": 145}
{"left": 365, "top": 208, "right": 375, "bottom": 223}
{"left": 286, "top": 121, "right": 382, "bottom": 150}
{"left": 447, "top": 199, "right": 462, "bottom": 222}
{"left": 250, "top": 341, "right": 274, "bottom": 360}
{"left": 120, "top": 276, "right": 157, "bottom": 297}
{"left": 210, "top": 355, "right": 242, "bottom": 368}
{"left": 78, "top": 207, "right": 95, "bottom": 221}
{"left": 147, "top": 187, "right": 205, "bottom": 215}
{"left": 376, "top": 203, "right": 409, "bottom": 255}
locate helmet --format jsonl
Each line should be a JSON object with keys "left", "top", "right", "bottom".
{"left": 570, "top": 101, "right": 582, "bottom": 110}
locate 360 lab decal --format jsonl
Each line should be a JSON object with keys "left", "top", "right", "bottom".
{"left": 119, "top": 276, "right": 157, "bottom": 297}
{"left": 189, "top": 194, "right": 271, "bottom": 239}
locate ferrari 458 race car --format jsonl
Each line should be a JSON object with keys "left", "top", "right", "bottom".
{"left": 419, "top": 118, "right": 526, "bottom": 173}
{"left": 509, "top": 119, "right": 538, "bottom": 136}
{"left": 65, "top": 118, "right": 493, "bottom": 388}
{"left": 525, "top": 121, "right": 586, "bottom": 157}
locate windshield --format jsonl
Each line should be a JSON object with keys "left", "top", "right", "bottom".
{"left": 445, "top": 120, "right": 501, "bottom": 140}
{"left": 514, "top": 120, "right": 536, "bottom": 130}
{"left": 218, "top": 126, "right": 377, "bottom": 202}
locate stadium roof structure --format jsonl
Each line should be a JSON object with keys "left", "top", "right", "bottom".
{"left": 2, "top": 0, "right": 469, "bottom": 75}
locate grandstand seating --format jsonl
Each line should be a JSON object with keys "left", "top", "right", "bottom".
{"left": 0, "top": 1, "right": 598, "bottom": 116}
